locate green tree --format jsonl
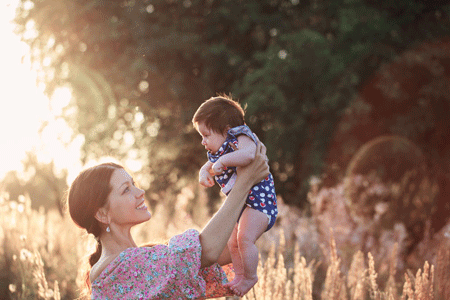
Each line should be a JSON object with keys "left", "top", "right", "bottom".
{"left": 13, "top": 0, "right": 450, "bottom": 210}
{"left": 1, "top": 152, "right": 67, "bottom": 214}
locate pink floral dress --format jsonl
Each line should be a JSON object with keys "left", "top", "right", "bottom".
{"left": 91, "top": 229, "right": 235, "bottom": 299}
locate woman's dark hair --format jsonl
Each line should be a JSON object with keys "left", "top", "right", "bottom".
{"left": 67, "top": 162, "right": 123, "bottom": 289}
{"left": 192, "top": 95, "right": 245, "bottom": 134}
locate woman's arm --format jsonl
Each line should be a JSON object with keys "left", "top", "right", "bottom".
{"left": 199, "top": 140, "right": 269, "bottom": 268}
{"left": 211, "top": 135, "right": 256, "bottom": 175}
{"left": 216, "top": 246, "right": 232, "bottom": 266}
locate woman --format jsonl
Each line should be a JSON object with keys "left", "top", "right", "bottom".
{"left": 67, "top": 141, "right": 269, "bottom": 299}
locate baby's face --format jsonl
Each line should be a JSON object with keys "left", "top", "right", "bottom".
{"left": 196, "top": 122, "right": 227, "bottom": 153}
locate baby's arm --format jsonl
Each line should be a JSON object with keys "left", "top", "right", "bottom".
{"left": 211, "top": 135, "right": 256, "bottom": 175}
{"left": 199, "top": 160, "right": 215, "bottom": 187}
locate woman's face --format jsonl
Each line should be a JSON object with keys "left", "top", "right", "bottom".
{"left": 107, "top": 168, "right": 151, "bottom": 227}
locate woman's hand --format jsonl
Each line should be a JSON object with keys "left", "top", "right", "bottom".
{"left": 236, "top": 137, "right": 270, "bottom": 187}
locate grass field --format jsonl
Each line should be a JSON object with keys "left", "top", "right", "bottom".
{"left": 1, "top": 178, "right": 450, "bottom": 300}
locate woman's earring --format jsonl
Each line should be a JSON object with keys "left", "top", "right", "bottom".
{"left": 106, "top": 226, "right": 111, "bottom": 233}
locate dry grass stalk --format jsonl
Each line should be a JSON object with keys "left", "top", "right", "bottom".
{"left": 2, "top": 191, "right": 450, "bottom": 300}
{"left": 249, "top": 243, "right": 275, "bottom": 300}
{"left": 284, "top": 279, "right": 292, "bottom": 300}
{"left": 414, "top": 262, "right": 433, "bottom": 300}
{"left": 399, "top": 261, "right": 434, "bottom": 300}
{"left": 321, "top": 230, "right": 347, "bottom": 300}
{"left": 273, "top": 252, "right": 288, "bottom": 299}
{"left": 34, "top": 250, "right": 49, "bottom": 299}
{"left": 434, "top": 246, "right": 450, "bottom": 300}
{"left": 54, "top": 280, "right": 61, "bottom": 300}
{"left": 401, "top": 273, "right": 415, "bottom": 300}
{"left": 263, "top": 244, "right": 275, "bottom": 300}
{"left": 244, "top": 235, "right": 315, "bottom": 300}
{"left": 368, "top": 252, "right": 381, "bottom": 300}
{"left": 273, "top": 231, "right": 288, "bottom": 299}
{"left": 292, "top": 243, "right": 313, "bottom": 300}
{"left": 385, "top": 243, "right": 399, "bottom": 300}
{"left": 347, "top": 250, "right": 366, "bottom": 300}
{"left": 33, "top": 249, "right": 61, "bottom": 299}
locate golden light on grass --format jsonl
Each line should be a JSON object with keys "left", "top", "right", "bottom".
{"left": 1, "top": 170, "right": 448, "bottom": 299}
{"left": 1, "top": 1, "right": 449, "bottom": 299}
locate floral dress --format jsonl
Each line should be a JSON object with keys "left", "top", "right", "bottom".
{"left": 91, "top": 229, "right": 234, "bottom": 299}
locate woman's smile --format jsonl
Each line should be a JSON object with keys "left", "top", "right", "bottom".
{"left": 136, "top": 201, "right": 147, "bottom": 210}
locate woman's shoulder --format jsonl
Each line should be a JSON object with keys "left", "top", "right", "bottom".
{"left": 91, "top": 230, "right": 201, "bottom": 283}
{"left": 169, "top": 228, "right": 199, "bottom": 245}
{"left": 90, "top": 254, "right": 121, "bottom": 283}
{"left": 90, "top": 247, "right": 151, "bottom": 284}
{"left": 89, "top": 230, "right": 235, "bottom": 299}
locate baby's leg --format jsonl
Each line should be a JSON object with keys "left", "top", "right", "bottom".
{"left": 231, "top": 207, "right": 268, "bottom": 297}
{"left": 224, "top": 224, "right": 243, "bottom": 287}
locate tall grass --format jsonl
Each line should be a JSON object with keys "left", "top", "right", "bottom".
{"left": 1, "top": 177, "right": 449, "bottom": 300}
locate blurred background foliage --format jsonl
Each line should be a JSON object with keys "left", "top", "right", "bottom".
{"left": 1, "top": 152, "right": 67, "bottom": 214}
{"left": 8, "top": 0, "right": 450, "bottom": 228}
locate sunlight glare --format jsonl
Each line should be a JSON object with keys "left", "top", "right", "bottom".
{"left": 0, "top": 0, "right": 82, "bottom": 181}
{"left": 50, "top": 87, "right": 72, "bottom": 115}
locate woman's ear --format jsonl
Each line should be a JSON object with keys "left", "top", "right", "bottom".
{"left": 94, "top": 207, "right": 110, "bottom": 225}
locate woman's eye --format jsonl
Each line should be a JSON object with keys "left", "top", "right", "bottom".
{"left": 123, "top": 187, "right": 130, "bottom": 194}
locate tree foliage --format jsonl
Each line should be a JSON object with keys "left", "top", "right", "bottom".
{"left": 13, "top": 0, "right": 450, "bottom": 208}
{"left": 1, "top": 153, "right": 67, "bottom": 214}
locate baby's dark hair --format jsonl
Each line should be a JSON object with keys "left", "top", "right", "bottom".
{"left": 192, "top": 95, "right": 245, "bottom": 134}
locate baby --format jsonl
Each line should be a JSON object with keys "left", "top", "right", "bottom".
{"left": 192, "top": 95, "right": 278, "bottom": 296}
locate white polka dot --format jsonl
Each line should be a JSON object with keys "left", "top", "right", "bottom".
{"left": 254, "top": 203, "right": 258, "bottom": 207}
{"left": 223, "top": 175, "right": 228, "bottom": 179}
{"left": 265, "top": 186, "right": 270, "bottom": 191}
{"left": 263, "top": 209, "right": 268, "bottom": 214}
{"left": 253, "top": 186, "right": 259, "bottom": 191}
{"left": 260, "top": 193, "right": 265, "bottom": 197}
{"left": 268, "top": 201, "right": 272, "bottom": 205}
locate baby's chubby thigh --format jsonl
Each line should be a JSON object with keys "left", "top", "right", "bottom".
{"left": 236, "top": 207, "right": 268, "bottom": 245}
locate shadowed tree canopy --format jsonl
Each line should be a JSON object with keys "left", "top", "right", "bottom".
{"left": 13, "top": 0, "right": 450, "bottom": 215}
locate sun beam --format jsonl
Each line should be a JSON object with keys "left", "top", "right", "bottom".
{"left": 0, "top": 0, "right": 82, "bottom": 182}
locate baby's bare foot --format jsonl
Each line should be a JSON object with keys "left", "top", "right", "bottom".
{"left": 231, "top": 275, "right": 258, "bottom": 297}
{"left": 224, "top": 275, "right": 243, "bottom": 288}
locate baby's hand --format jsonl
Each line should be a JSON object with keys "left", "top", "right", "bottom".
{"left": 211, "top": 160, "right": 226, "bottom": 175}
{"left": 199, "top": 168, "right": 215, "bottom": 187}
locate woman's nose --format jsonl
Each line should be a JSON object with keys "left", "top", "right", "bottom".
{"left": 201, "top": 138, "right": 206, "bottom": 145}
{"left": 135, "top": 187, "right": 145, "bottom": 197}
